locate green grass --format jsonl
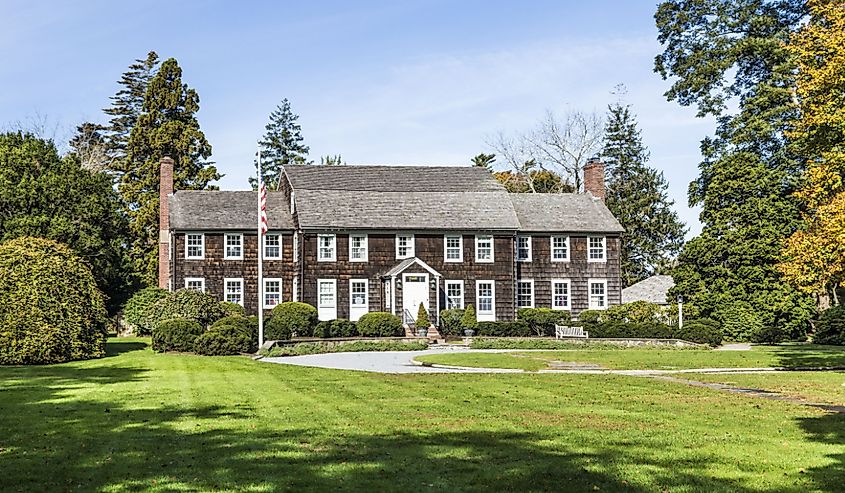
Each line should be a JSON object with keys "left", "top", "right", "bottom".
{"left": 1, "top": 338, "right": 844, "bottom": 492}
{"left": 683, "top": 371, "right": 845, "bottom": 407}
{"left": 416, "top": 345, "right": 845, "bottom": 371}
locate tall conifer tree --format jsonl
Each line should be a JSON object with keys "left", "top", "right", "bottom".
{"left": 251, "top": 98, "right": 310, "bottom": 189}
{"left": 602, "top": 101, "right": 686, "bottom": 287}
{"left": 103, "top": 51, "right": 160, "bottom": 162}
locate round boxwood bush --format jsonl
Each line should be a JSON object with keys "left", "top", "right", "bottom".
{"left": 140, "top": 289, "right": 225, "bottom": 333}
{"left": 195, "top": 326, "right": 253, "bottom": 355}
{"left": 314, "top": 319, "right": 357, "bottom": 338}
{"left": 211, "top": 316, "right": 258, "bottom": 341}
{"left": 676, "top": 318, "right": 723, "bottom": 346}
{"left": 814, "top": 306, "right": 845, "bottom": 345}
{"left": 266, "top": 302, "right": 317, "bottom": 339}
{"left": 122, "top": 287, "right": 168, "bottom": 335}
{"left": 0, "top": 237, "right": 108, "bottom": 365}
{"left": 219, "top": 301, "right": 245, "bottom": 317}
{"left": 357, "top": 312, "right": 404, "bottom": 337}
{"left": 151, "top": 318, "right": 203, "bottom": 353}
{"left": 439, "top": 308, "right": 465, "bottom": 336}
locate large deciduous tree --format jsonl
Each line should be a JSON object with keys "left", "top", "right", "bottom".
{"left": 251, "top": 98, "right": 310, "bottom": 189}
{"left": 779, "top": 0, "right": 845, "bottom": 308}
{"left": 602, "top": 101, "right": 686, "bottom": 287}
{"left": 123, "top": 58, "right": 220, "bottom": 285}
{"left": 655, "top": 0, "right": 814, "bottom": 339}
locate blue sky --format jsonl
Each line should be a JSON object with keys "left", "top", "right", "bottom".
{"left": 0, "top": 0, "right": 714, "bottom": 236}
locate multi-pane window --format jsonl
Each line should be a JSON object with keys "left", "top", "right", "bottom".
{"left": 224, "top": 278, "right": 244, "bottom": 305}
{"left": 264, "top": 279, "right": 281, "bottom": 308}
{"left": 551, "top": 236, "right": 569, "bottom": 262}
{"left": 350, "top": 280, "right": 367, "bottom": 306}
{"left": 476, "top": 281, "right": 495, "bottom": 320}
{"left": 588, "top": 279, "right": 607, "bottom": 310}
{"left": 517, "top": 236, "right": 532, "bottom": 262}
{"left": 319, "top": 280, "right": 335, "bottom": 306}
{"left": 185, "top": 233, "right": 204, "bottom": 259}
{"left": 396, "top": 234, "right": 415, "bottom": 259}
{"left": 588, "top": 236, "right": 606, "bottom": 262}
{"left": 318, "top": 279, "right": 337, "bottom": 320}
{"left": 264, "top": 234, "right": 281, "bottom": 259}
{"left": 318, "top": 234, "right": 336, "bottom": 261}
{"left": 225, "top": 233, "right": 243, "bottom": 259}
{"left": 185, "top": 277, "right": 205, "bottom": 292}
{"left": 517, "top": 280, "right": 534, "bottom": 308}
{"left": 552, "top": 280, "right": 570, "bottom": 310}
{"left": 349, "top": 234, "right": 368, "bottom": 262}
{"left": 444, "top": 235, "right": 463, "bottom": 262}
{"left": 445, "top": 281, "right": 464, "bottom": 309}
{"left": 475, "top": 235, "right": 493, "bottom": 262}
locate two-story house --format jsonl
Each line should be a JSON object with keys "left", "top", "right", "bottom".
{"left": 158, "top": 158, "right": 623, "bottom": 325}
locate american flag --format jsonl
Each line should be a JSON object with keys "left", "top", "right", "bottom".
{"left": 259, "top": 181, "right": 268, "bottom": 235}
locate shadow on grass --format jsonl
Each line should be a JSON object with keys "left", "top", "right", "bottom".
{"left": 772, "top": 344, "right": 845, "bottom": 369}
{"left": 104, "top": 340, "right": 149, "bottom": 357}
{"left": 798, "top": 412, "right": 845, "bottom": 490}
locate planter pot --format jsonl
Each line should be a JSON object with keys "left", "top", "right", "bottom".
{"left": 463, "top": 329, "right": 475, "bottom": 337}
{"left": 417, "top": 328, "right": 429, "bottom": 337}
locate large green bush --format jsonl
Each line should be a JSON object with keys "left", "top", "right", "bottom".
{"left": 141, "top": 289, "right": 225, "bottom": 333}
{"left": 675, "top": 318, "right": 723, "bottom": 346}
{"left": 715, "top": 302, "right": 764, "bottom": 342}
{"left": 151, "top": 318, "right": 203, "bottom": 352}
{"left": 210, "top": 316, "right": 258, "bottom": 344}
{"left": 475, "top": 321, "right": 531, "bottom": 337}
{"left": 0, "top": 237, "right": 107, "bottom": 364}
{"left": 356, "top": 312, "right": 404, "bottom": 337}
{"left": 123, "top": 287, "right": 168, "bottom": 335}
{"left": 814, "top": 306, "right": 845, "bottom": 345}
{"left": 219, "top": 301, "right": 245, "bottom": 317}
{"left": 517, "top": 308, "right": 570, "bottom": 336}
{"left": 267, "top": 302, "right": 318, "bottom": 339}
{"left": 577, "top": 309, "right": 604, "bottom": 325}
{"left": 605, "top": 301, "right": 667, "bottom": 324}
{"left": 439, "top": 309, "right": 465, "bottom": 335}
{"left": 314, "top": 319, "right": 358, "bottom": 338}
{"left": 195, "top": 326, "right": 253, "bottom": 355}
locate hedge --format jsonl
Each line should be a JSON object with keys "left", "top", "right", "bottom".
{"left": 151, "top": 318, "right": 204, "bottom": 353}
{"left": 264, "top": 340, "right": 428, "bottom": 357}
{"left": 439, "top": 309, "right": 465, "bottom": 335}
{"left": 475, "top": 320, "right": 531, "bottom": 337}
{"left": 123, "top": 287, "right": 168, "bottom": 335}
{"left": 815, "top": 306, "right": 845, "bottom": 345}
{"left": 675, "top": 319, "right": 723, "bottom": 346}
{"left": 314, "top": 319, "right": 358, "bottom": 338}
{"left": 195, "top": 326, "right": 253, "bottom": 355}
{"left": 141, "top": 289, "right": 225, "bottom": 333}
{"left": 0, "top": 237, "right": 108, "bottom": 365}
{"left": 266, "top": 302, "right": 318, "bottom": 339}
{"left": 517, "top": 308, "right": 570, "bottom": 336}
{"left": 356, "top": 312, "right": 404, "bottom": 337}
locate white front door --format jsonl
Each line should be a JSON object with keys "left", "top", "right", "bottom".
{"left": 402, "top": 273, "right": 429, "bottom": 324}
{"left": 317, "top": 279, "right": 337, "bottom": 321}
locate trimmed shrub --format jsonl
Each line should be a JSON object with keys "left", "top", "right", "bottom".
{"left": 815, "top": 306, "right": 845, "bottom": 345}
{"left": 715, "top": 302, "right": 764, "bottom": 342}
{"left": 605, "top": 301, "right": 666, "bottom": 324}
{"left": 219, "top": 301, "right": 245, "bottom": 317}
{"left": 264, "top": 340, "right": 428, "bottom": 357}
{"left": 416, "top": 303, "right": 431, "bottom": 328}
{"left": 141, "top": 289, "right": 225, "bottom": 333}
{"left": 577, "top": 309, "right": 604, "bottom": 325}
{"left": 439, "top": 309, "right": 465, "bottom": 336}
{"left": 151, "top": 318, "right": 203, "bottom": 352}
{"left": 676, "top": 319, "right": 723, "bottom": 346}
{"left": 357, "top": 312, "right": 404, "bottom": 337}
{"left": 210, "top": 316, "right": 258, "bottom": 342}
{"left": 0, "top": 237, "right": 108, "bottom": 365}
{"left": 475, "top": 320, "right": 531, "bottom": 337}
{"left": 195, "top": 326, "right": 253, "bottom": 355}
{"left": 517, "top": 308, "right": 571, "bottom": 336}
{"left": 123, "top": 287, "right": 168, "bottom": 334}
{"left": 267, "top": 302, "right": 318, "bottom": 339}
{"left": 313, "top": 319, "right": 358, "bottom": 338}
{"left": 460, "top": 305, "right": 478, "bottom": 330}
{"left": 470, "top": 339, "right": 615, "bottom": 350}
{"left": 589, "top": 321, "right": 673, "bottom": 339}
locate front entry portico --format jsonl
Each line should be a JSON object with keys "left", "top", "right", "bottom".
{"left": 382, "top": 257, "right": 442, "bottom": 326}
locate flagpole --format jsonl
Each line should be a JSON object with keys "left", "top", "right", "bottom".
{"left": 257, "top": 149, "right": 265, "bottom": 348}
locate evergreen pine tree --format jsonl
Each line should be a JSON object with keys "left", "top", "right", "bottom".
{"left": 123, "top": 58, "right": 220, "bottom": 284}
{"left": 251, "top": 99, "right": 310, "bottom": 189}
{"left": 471, "top": 153, "right": 496, "bottom": 171}
{"left": 103, "top": 51, "right": 160, "bottom": 162}
{"left": 602, "top": 101, "right": 686, "bottom": 287}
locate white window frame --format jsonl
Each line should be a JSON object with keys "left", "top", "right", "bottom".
{"left": 517, "top": 236, "right": 532, "bottom": 262}
{"left": 224, "top": 277, "right": 244, "bottom": 306}
{"left": 185, "top": 233, "right": 205, "bottom": 260}
{"left": 317, "top": 278, "right": 337, "bottom": 321}
{"left": 185, "top": 277, "right": 205, "bottom": 292}
{"left": 396, "top": 234, "right": 415, "bottom": 259}
{"left": 475, "top": 235, "right": 494, "bottom": 263}
{"left": 349, "top": 234, "right": 368, "bottom": 262}
{"left": 444, "top": 235, "right": 463, "bottom": 263}
{"left": 224, "top": 233, "right": 243, "bottom": 260}
{"left": 264, "top": 233, "right": 282, "bottom": 260}
{"left": 588, "top": 279, "right": 608, "bottom": 310}
{"left": 264, "top": 278, "right": 282, "bottom": 309}
{"left": 516, "top": 279, "right": 534, "bottom": 308}
{"left": 445, "top": 280, "right": 464, "bottom": 309}
{"left": 551, "top": 235, "right": 570, "bottom": 262}
{"left": 318, "top": 234, "right": 336, "bottom": 262}
{"left": 476, "top": 280, "right": 496, "bottom": 321}
{"left": 551, "top": 279, "right": 571, "bottom": 311}
{"left": 349, "top": 278, "right": 369, "bottom": 321}
{"left": 588, "top": 236, "right": 607, "bottom": 263}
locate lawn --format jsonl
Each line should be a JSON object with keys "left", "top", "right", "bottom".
{"left": 682, "top": 371, "right": 845, "bottom": 407}
{"left": 1, "top": 338, "right": 844, "bottom": 492}
{"left": 415, "top": 345, "right": 845, "bottom": 371}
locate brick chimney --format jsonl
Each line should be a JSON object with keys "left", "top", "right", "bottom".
{"left": 158, "top": 156, "right": 175, "bottom": 290}
{"left": 583, "top": 156, "right": 605, "bottom": 200}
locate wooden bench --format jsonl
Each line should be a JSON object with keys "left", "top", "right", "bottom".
{"left": 555, "top": 325, "right": 589, "bottom": 339}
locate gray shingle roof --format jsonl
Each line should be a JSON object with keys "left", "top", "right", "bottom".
{"left": 509, "top": 193, "right": 624, "bottom": 233}
{"left": 169, "top": 191, "right": 295, "bottom": 230}
{"left": 284, "top": 165, "right": 505, "bottom": 192}
{"left": 621, "top": 275, "right": 675, "bottom": 305}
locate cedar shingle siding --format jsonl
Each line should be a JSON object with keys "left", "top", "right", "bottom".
{"left": 165, "top": 164, "right": 623, "bottom": 322}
